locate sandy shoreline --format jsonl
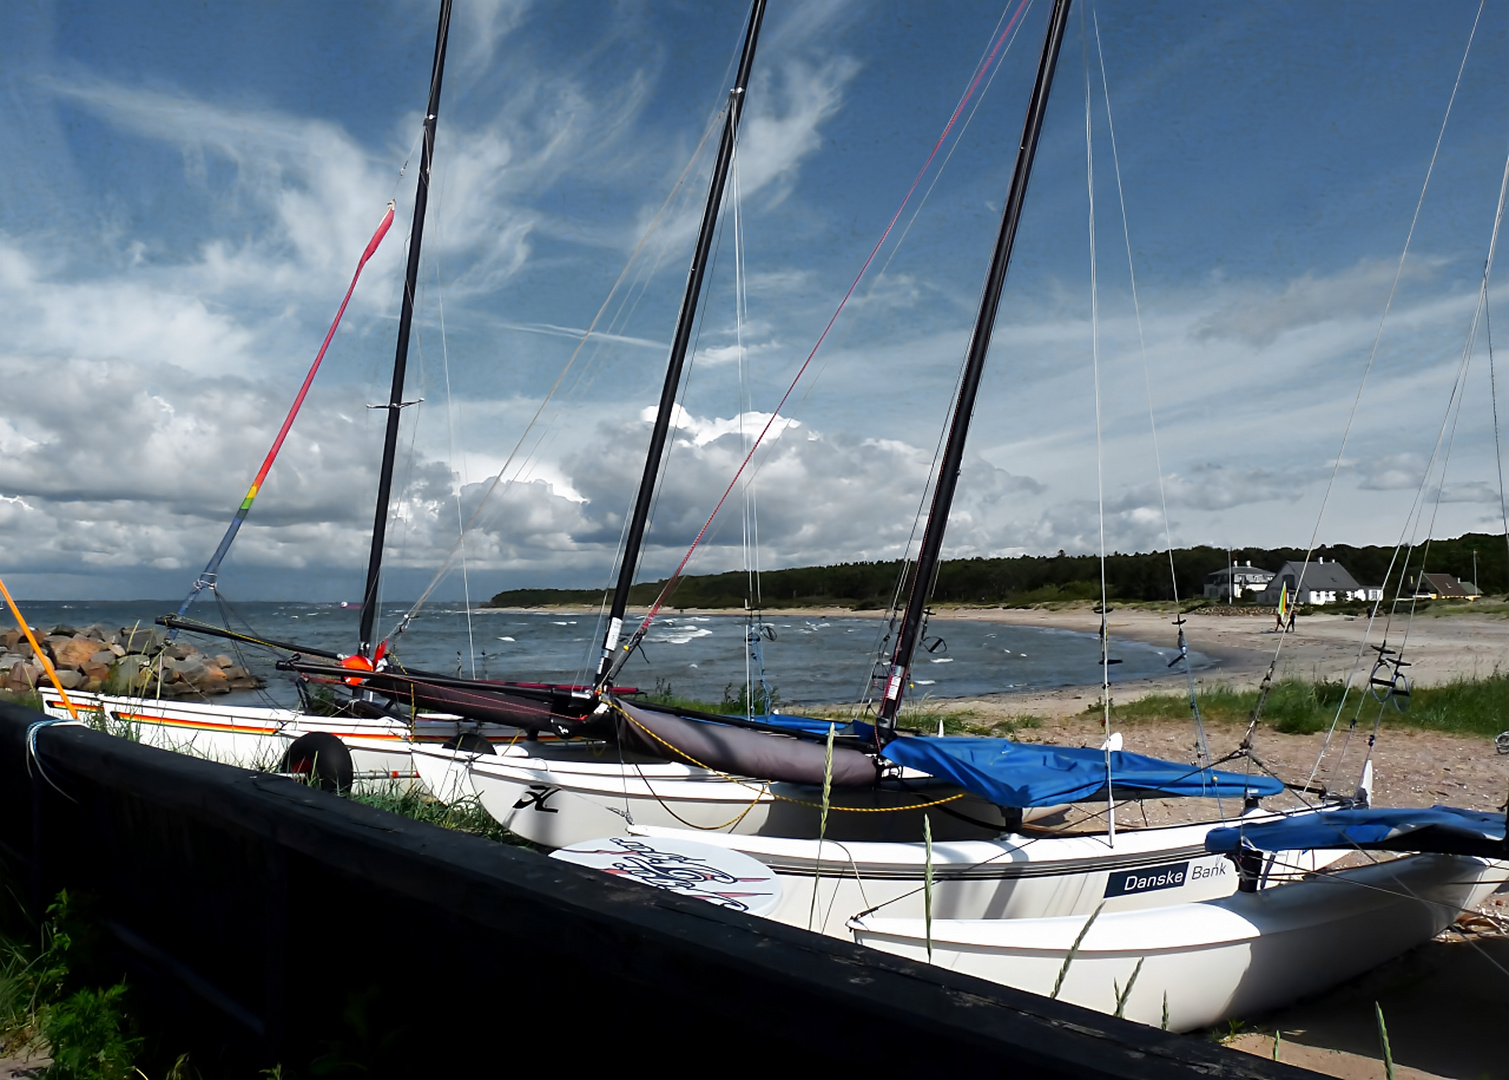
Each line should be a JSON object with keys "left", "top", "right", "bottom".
{"left": 489, "top": 601, "right": 1509, "bottom": 716}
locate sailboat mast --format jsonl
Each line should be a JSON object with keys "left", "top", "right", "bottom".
{"left": 876, "top": 0, "right": 1071, "bottom": 738}
{"left": 595, "top": 0, "right": 768, "bottom": 686}
{"left": 359, "top": 0, "right": 453, "bottom": 656}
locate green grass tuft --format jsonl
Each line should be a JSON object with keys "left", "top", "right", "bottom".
{"left": 349, "top": 786, "right": 531, "bottom": 847}
{"left": 1096, "top": 675, "right": 1509, "bottom": 738}
{"left": 634, "top": 677, "right": 779, "bottom": 718}
{"left": 0, "top": 890, "right": 144, "bottom": 1079}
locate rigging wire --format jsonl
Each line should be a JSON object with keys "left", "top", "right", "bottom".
{"left": 389, "top": 99, "right": 730, "bottom": 639}
{"left": 828, "top": 0, "right": 1037, "bottom": 718}
{"left": 1091, "top": 5, "right": 1218, "bottom": 805}
{"left": 796, "top": 0, "right": 1034, "bottom": 416}
{"left": 1494, "top": 299, "right": 1509, "bottom": 586}
{"left": 624, "top": 0, "right": 1044, "bottom": 645}
{"left": 434, "top": 260, "right": 477, "bottom": 678}
{"left": 1340, "top": 268, "right": 1490, "bottom": 784}
{"left": 730, "top": 148, "right": 765, "bottom": 715}
{"left": 1307, "top": 129, "right": 1509, "bottom": 797}
{"left": 1483, "top": 134, "right": 1509, "bottom": 591}
{"left": 1245, "top": 0, "right": 1485, "bottom": 743}
{"left": 1081, "top": 5, "right": 1115, "bottom": 846}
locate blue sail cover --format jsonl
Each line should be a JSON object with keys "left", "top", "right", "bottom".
{"left": 747, "top": 713, "right": 855, "bottom": 737}
{"left": 856, "top": 724, "right": 1283, "bottom": 807}
{"left": 1206, "top": 805, "right": 1507, "bottom": 857}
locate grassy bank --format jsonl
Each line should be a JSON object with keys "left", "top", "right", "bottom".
{"left": 1097, "top": 675, "right": 1509, "bottom": 737}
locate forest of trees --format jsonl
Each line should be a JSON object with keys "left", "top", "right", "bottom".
{"left": 488, "top": 532, "right": 1507, "bottom": 611}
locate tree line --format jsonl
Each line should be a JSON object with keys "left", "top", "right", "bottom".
{"left": 487, "top": 531, "right": 1507, "bottom": 610}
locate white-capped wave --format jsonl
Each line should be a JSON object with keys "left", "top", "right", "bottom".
{"left": 648, "top": 626, "right": 715, "bottom": 645}
{"left": 497, "top": 636, "right": 515, "bottom": 642}
{"left": 929, "top": 657, "right": 954, "bottom": 664}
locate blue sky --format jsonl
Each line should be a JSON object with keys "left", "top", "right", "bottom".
{"left": 1, "top": 0, "right": 1506, "bottom": 602}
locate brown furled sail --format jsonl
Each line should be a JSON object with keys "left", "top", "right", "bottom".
{"left": 616, "top": 700, "right": 875, "bottom": 787}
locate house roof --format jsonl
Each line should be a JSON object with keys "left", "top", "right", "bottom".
{"left": 1268, "top": 560, "right": 1363, "bottom": 593}
{"left": 1205, "top": 565, "right": 1275, "bottom": 583}
{"left": 1420, "top": 572, "right": 1472, "bottom": 597}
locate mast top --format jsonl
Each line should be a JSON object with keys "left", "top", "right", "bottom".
{"left": 875, "top": 0, "right": 1072, "bottom": 738}
{"left": 358, "top": 0, "right": 454, "bottom": 656}
{"left": 595, "top": 0, "right": 768, "bottom": 689}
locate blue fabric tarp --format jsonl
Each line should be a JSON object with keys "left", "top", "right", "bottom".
{"left": 856, "top": 723, "right": 1283, "bottom": 807}
{"left": 747, "top": 713, "right": 853, "bottom": 737}
{"left": 1205, "top": 805, "right": 1506, "bottom": 857}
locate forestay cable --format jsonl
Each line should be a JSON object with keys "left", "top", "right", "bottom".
{"left": 1082, "top": 5, "right": 1115, "bottom": 846}
{"left": 618, "top": 0, "right": 1042, "bottom": 647}
{"left": 1306, "top": 96, "right": 1509, "bottom": 798}
{"left": 389, "top": 101, "right": 730, "bottom": 639}
{"left": 169, "top": 202, "right": 397, "bottom": 631}
{"left": 1092, "top": 5, "right": 1217, "bottom": 799}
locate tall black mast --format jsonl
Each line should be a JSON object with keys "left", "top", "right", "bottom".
{"left": 359, "top": 0, "right": 453, "bottom": 656}
{"left": 876, "top": 0, "right": 1071, "bottom": 738}
{"left": 595, "top": 0, "right": 768, "bottom": 687}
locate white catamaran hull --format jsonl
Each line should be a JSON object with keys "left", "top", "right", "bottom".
{"left": 850, "top": 854, "right": 1508, "bottom": 1032}
{"left": 412, "top": 738, "right": 1035, "bottom": 844}
{"left": 412, "top": 742, "right": 1342, "bottom": 936}
{"left": 38, "top": 689, "right": 516, "bottom": 786}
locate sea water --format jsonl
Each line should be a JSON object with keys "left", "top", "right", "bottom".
{"left": 14, "top": 601, "right": 1211, "bottom": 709}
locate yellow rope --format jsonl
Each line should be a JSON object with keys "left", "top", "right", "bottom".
{"left": 633, "top": 765, "right": 771, "bottom": 831}
{"left": 613, "top": 703, "right": 965, "bottom": 814}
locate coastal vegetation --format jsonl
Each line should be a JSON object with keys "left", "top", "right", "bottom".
{"left": 487, "top": 532, "right": 1507, "bottom": 610}
{"left": 607, "top": 675, "right": 1508, "bottom": 743}
{"left": 0, "top": 889, "right": 150, "bottom": 1080}
{"left": 1093, "top": 675, "right": 1509, "bottom": 738}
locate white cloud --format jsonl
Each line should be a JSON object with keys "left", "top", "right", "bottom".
{"left": 736, "top": 56, "right": 861, "bottom": 209}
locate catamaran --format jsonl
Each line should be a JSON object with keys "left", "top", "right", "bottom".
{"left": 407, "top": 0, "right": 1356, "bottom": 937}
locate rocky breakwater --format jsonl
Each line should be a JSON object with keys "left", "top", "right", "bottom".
{"left": 0, "top": 623, "right": 265, "bottom": 698}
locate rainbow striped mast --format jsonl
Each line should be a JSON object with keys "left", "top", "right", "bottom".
{"left": 169, "top": 201, "right": 396, "bottom": 631}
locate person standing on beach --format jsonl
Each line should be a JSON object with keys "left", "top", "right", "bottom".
{"left": 1274, "top": 584, "right": 1289, "bottom": 633}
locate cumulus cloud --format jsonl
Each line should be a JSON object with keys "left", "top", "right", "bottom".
{"left": 4, "top": 2, "right": 1505, "bottom": 604}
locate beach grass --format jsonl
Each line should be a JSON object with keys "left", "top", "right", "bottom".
{"left": 637, "top": 677, "right": 778, "bottom": 717}
{"left": 1093, "top": 675, "right": 1509, "bottom": 738}
{"left": 348, "top": 785, "right": 532, "bottom": 848}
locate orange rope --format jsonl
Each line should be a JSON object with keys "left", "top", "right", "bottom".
{"left": 0, "top": 575, "right": 79, "bottom": 719}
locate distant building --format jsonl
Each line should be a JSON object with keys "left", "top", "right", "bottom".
{"left": 1203, "top": 562, "right": 1275, "bottom": 601}
{"left": 1257, "top": 558, "right": 1377, "bottom": 606}
{"left": 1415, "top": 572, "right": 1480, "bottom": 600}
